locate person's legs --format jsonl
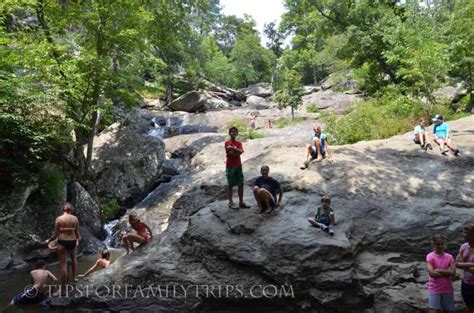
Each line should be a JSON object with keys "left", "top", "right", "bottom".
{"left": 308, "top": 217, "right": 321, "bottom": 227}
{"left": 444, "top": 138, "right": 460, "bottom": 155}
{"left": 126, "top": 233, "right": 147, "bottom": 246}
{"left": 305, "top": 144, "right": 312, "bottom": 162}
{"left": 314, "top": 139, "right": 323, "bottom": 161}
{"left": 227, "top": 186, "right": 234, "bottom": 206}
{"left": 122, "top": 234, "right": 131, "bottom": 255}
{"left": 56, "top": 245, "right": 67, "bottom": 296}
{"left": 258, "top": 189, "right": 273, "bottom": 213}
{"left": 253, "top": 187, "right": 264, "bottom": 211}
{"left": 429, "top": 293, "right": 443, "bottom": 313}
{"left": 69, "top": 248, "right": 77, "bottom": 283}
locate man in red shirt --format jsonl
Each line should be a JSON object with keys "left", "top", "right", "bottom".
{"left": 225, "top": 127, "right": 250, "bottom": 209}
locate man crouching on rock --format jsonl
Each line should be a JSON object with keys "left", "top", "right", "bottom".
{"left": 253, "top": 165, "right": 283, "bottom": 214}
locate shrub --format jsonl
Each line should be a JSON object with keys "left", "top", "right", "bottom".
{"left": 38, "top": 165, "right": 65, "bottom": 205}
{"left": 101, "top": 199, "right": 119, "bottom": 221}
{"left": 306, "top": 104, "right": 319, "bottom": 113}
{"left": 275, "top": 116, "right": 307, "bottom": 128}
{"left": 226, "top": 118, "right": 265, "bottom": 141}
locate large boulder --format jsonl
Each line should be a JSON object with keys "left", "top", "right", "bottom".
{"left": 46, "top": 115, "right": 474, "bottom": 312}
{"left": 245, "top": 95, "right": 275, "bottom": 109}
{"left": 170, "top": 91, "right": 207, "bottom": 112}
{"left": 70, "top": 182, "right": 105, "bottom": 239}
{"left": 433, "top": 85, "right": 467, "bottom": 104}
{"left": 206, "top": 98, "right": 231, "bottom": 111}
{"left": 87, "top": 116, "right": 166, "bottom": 208}
{"left": 302, "top": 90, "right": 364, "bottom": 113}
{"left": 240, "top": 83, "right": 273, "bottom": 98}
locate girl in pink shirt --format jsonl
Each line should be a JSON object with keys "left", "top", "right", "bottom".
{"left": 426, "top": 234, "right": 456, "bottom": 313}
{"left": 456, "top": 224, "right": 474, "bottom": 313}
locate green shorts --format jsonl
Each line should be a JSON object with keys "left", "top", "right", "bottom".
{"left": 226, "top": 167, "right": 244, "bottom": 187}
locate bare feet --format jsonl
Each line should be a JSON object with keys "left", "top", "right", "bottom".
{"left": 228, "top": 202, "right": 238, "bottom": 209}
{"left": 315, "top": 157, "right": 323, "bottom": 162}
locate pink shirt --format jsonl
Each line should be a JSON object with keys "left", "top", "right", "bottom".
{"left": 459, "top": 243, "right": 474, "bottom": 285}
{"left": 426, "top": 251, "right": 454, "bottom": 293}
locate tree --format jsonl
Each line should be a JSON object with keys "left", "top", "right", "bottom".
{"left": 230, "top": 33, "right": 273, "bottom": 88}
{"left": 274, "top": 69, "right": 303, "bottom": 119}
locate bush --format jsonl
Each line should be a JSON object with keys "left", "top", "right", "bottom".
{"left": 306, "top": 104, "right": 319, "bottom": 113}
{"left": 226, "top": 118, "right": 265, "bottom": 141}
{"left": 38, "top": 165, "right": 65, "bottom": 205}
{"left": 321, "top": 94, "right": 423, "bottom": 144}
{"left": 321, "top": 92, "right": 469, "bottom": 145}
{"left": 275, "top": 116, "right": 307, "bottom": 128}
{"left": 101, "top": 199, "right": 119, "bottom": 221}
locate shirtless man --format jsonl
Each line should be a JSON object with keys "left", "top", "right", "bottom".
{"left": 45, "top": 202, "right": 80, "bottom": 295}
{"left": 10, "top": 260, "right": 58, "bottom": 305}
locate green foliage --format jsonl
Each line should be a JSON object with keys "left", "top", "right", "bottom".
{"left": 38, "top": 165, "right": 64, "bottom": 205}
{"left": 322, "top": 93, "right": 424, "bottom": 145}
{"left": 101, "top": 199, "right": 119, "bottom": 221}
{"left": 275, "top": 117, "right": 307, "bottom": 128}
{"left": 225, "top": 118, "right": 265, "bottom": 141}
{"left": 274, "top": 69, "right": 304, "bottom": 119}
{"left": 230, "top": 33, "right": 274, "bottom": 88}
{"left": 306, "top": 104, "right": 320, "bottom": 113}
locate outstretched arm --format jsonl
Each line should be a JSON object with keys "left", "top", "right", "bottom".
{"left": 78, "top": 260, "right": 100, "bottom": 278}
{"left": 45, "top": 219, "right": 59, "bottom": 244}
{"left": 48, "top": 270, "right": 58, "bottom": 283}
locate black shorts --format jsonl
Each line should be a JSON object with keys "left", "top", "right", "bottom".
{"left": 461, "top": 281, "right": 474, "bottom": 306}
{"left": 413, "top": 138, "right": 421, "bottom": 144}
{"left": 58, "top": 239, "right": 77, "bottom": 251}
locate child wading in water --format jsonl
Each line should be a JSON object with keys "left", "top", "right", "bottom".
{"left": 307, "top": 195, "right": 335, "bottom": 236}
{"left": 122, "top": 213, "right": 153, "bottom": 256}
{"left": 77, "top": 249, "right": 111, "bottom": 278}
{"left": 10, "top": 260, "right": 58, "bottom": 306}
{"left": 426, "top": 234, "right": 456, "bottom": 313}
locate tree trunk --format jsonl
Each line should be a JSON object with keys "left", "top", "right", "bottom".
{"left": 291, "top": 106, "right": 294, "bottom": 120}
{"left": 165, "top": 65, "right": 173, "bottom": 106}
{"left": 86, "top": 11, "right": 106, "bottom": 169}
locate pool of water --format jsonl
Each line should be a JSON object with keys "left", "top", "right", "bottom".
{"left": 0, "top": 249, "right": 121, "bottom": 312}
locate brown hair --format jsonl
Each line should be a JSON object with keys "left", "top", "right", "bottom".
{"left": 129, "top": 213, "right": 141, "bottom": 224}
{"left": 431, "top": 234, "right": 447, "bottom": 245}
{"left": 321, "top": 195, "right": 331, "bottom": 204}
{"left": 463, "top": 224, "right": 474, "bottom": 236}
{"left": 101, "top": 249, "right": 111, "bottom": 260}
{"left": 63, "top": 202, "right": 74, "bottom": 213}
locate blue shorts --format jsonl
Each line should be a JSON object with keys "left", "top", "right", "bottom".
{"left": 12, "top": 287, "right": 46, "bottom": 305}
{"left": 316, "top": 216, "right": 331, "bottom": 226}
{"left": 428, "top": 292, "right": 455, "bottom": 311}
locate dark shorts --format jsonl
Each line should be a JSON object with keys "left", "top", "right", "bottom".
{"left": 413, "top": 138, "right": 421, "bottom": 144}
{"left": 58, "top": 239, "right": 77, "bottom": 251}
{"left": 226, "top": 167, "right": 244, "bottom": 187}
{"left": 316, "top": 216, "right": 331, "bottom": 226}
{"left": 12, "top": 287, "right": 46, "bottom": 305}
{"left": 461, "top": 281, "right": 474, "bottom": 306}
{"left": 310, "top": 147, "right": 326, "bottom": 159}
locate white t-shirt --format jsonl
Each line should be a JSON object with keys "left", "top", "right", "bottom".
{"left": 413, "top": 125, "right": 425, "bottom": 140}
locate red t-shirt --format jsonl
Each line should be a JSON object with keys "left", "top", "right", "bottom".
{"left": 225, "top": 139, "right": 243, "bottom": 168}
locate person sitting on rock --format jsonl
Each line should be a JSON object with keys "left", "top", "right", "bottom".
{"left": 10, "top": 260, "right": 58, "bottom": 306}
{"left": 77, "top": 249, "right": 111, "bottom": 278}
{"left": 413, "top": 118, "right": 433, "bottom": 151}
{"left": 301, "top": 125, "right": 333, "bottom": 169}
{"left": 253, "top": 165, "right": 283, "bottom": 214}
{"left": 426, "top": 234, "right": 456, "bottom": 313}
{"left": 432, "top": 114, "right": 460, "bottom": 156}
{"left": 122, "top": 213, "right": 153, "bottom": 256}
{"left": 455, "top": 224, "right": 474, "bottom": 312}
{"left": 308, "top": 195, "right": 335, "bottom": 236}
